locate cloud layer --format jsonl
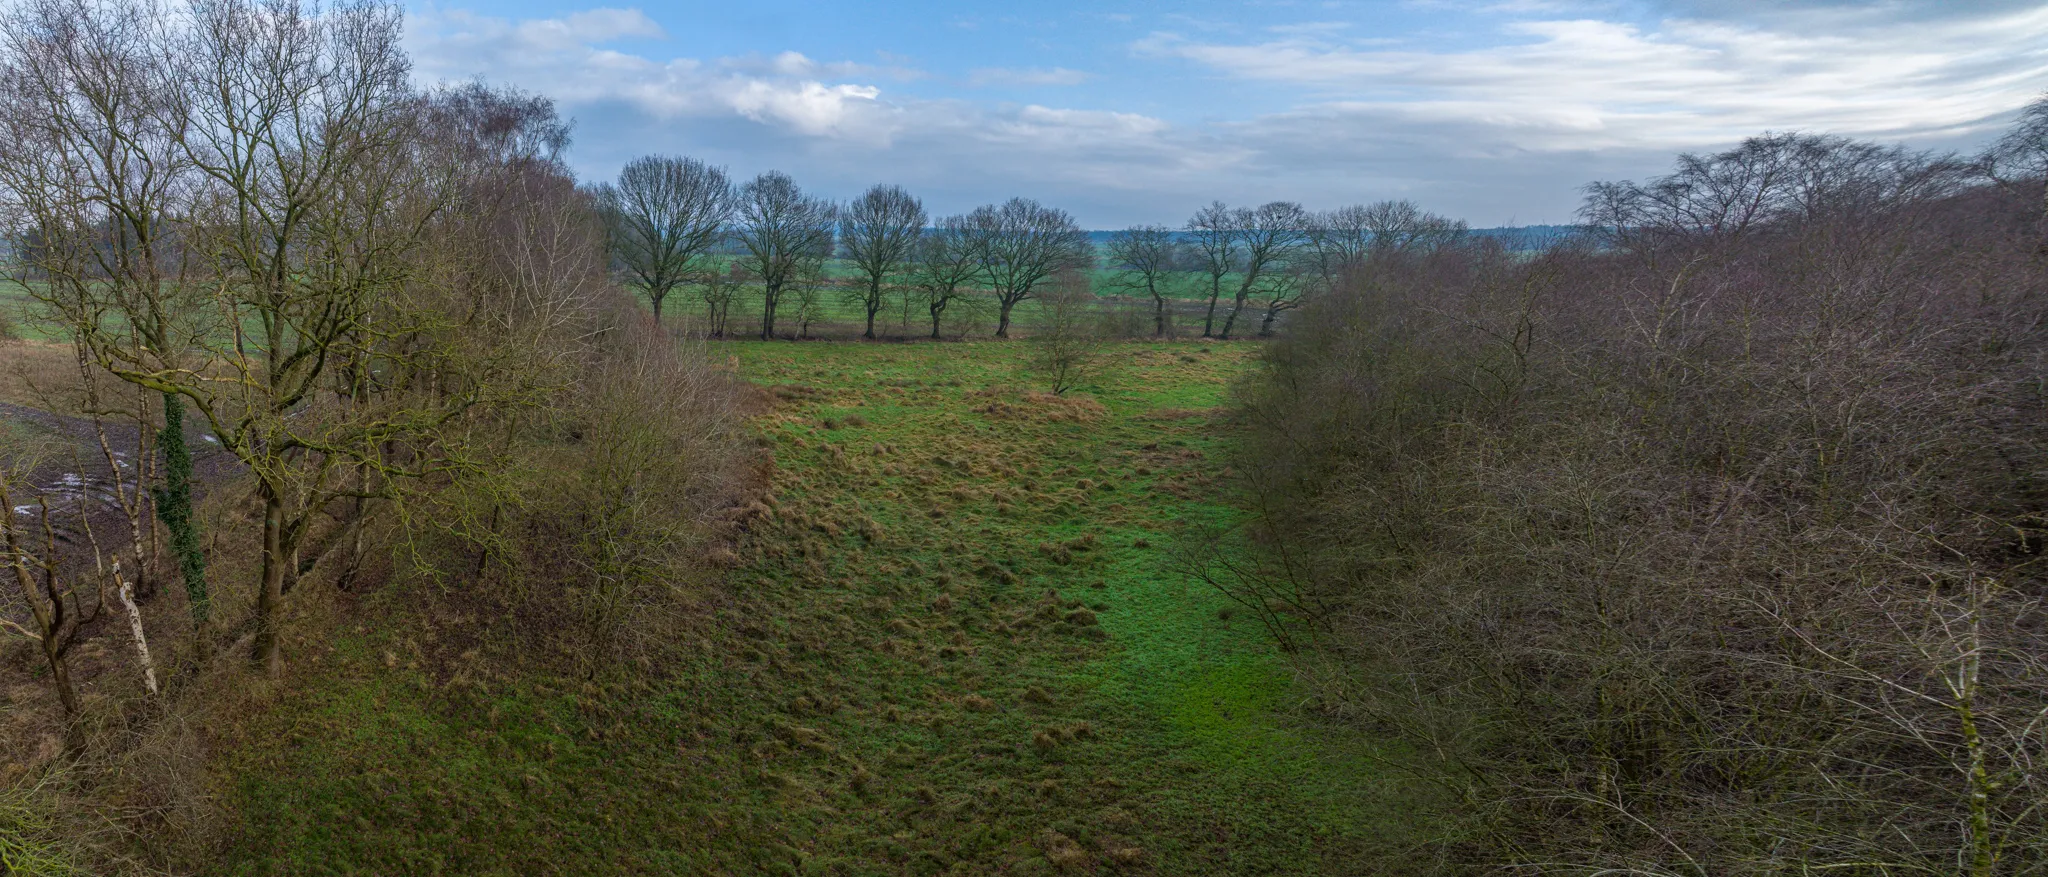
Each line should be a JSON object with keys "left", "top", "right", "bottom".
{"left": 405, "top": 3, "right": 2048, "bottom": 227}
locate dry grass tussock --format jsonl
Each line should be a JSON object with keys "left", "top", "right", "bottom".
{"left": 974, "top": 388, "right": 1108, "bottom": 423}
{"left": 1224, "top": 133, "right": 2048, "bottom": 874}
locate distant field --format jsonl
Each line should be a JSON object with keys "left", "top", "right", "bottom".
{"left": 0, "top": 281, "right": 58, "bottom": 341}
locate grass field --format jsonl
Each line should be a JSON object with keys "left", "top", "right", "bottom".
{"left": 205, "top": 339, "right": 1422, "bottom": 874}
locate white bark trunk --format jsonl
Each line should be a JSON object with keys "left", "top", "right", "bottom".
{"left": 112, "top": 559, "right": 159, "bottom": 696}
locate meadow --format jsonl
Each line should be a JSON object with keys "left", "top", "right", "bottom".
{"left": 204, "top": 339, "right": 1425, "bottom": 874}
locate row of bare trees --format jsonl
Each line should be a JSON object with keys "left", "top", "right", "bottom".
{"left": 1106, "top": 199, "right": 1467, "bottom": 340}
{"left": 592, "top": 150, "right": 1483, "bottom": 343}
{"left": 1219, "top": 110, "right": 2048, "bottom": 874}
{"left": 593, "top": 157, "right": 1098, "bottom": 340}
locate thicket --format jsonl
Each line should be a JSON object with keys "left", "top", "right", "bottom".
{"left": 0, "top": 0, "right": 743, "bottom": 868}
{"left": 1224, "top": 127, "right": 2048, "bottom": 874}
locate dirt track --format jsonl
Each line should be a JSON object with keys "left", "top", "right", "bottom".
{"left": 2, "top": 399, "right": 238, "bottom": 542}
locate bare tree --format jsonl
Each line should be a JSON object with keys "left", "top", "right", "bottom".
{"left": 735, "top": 171, "right": 836, "bottom": 340}
{"left": 1230, "top": 131, "right": 2048, "bottom": 874}
{"left": 840, "top": 183, "right": 925, "bottom": 339}
{"left": 1302, "top": 205, "right": 1370, "bottom": 295}
{"left": 962, "top": 197, "right": 1093, "bottom": 338}
{"left": 0, "top": 479, "right": 84, "bottom": 725}
{"left": 1358, "top": 199, "right": 1467, "bottom": 257}
{"left": 74, "top": 361, "right": 161, "bottom": 695}
{"left": 1185, "top": 201, "right": 1237, "bottom": 338}
{"left": 1302, "top": 201, "right": 1467, "bottom": 299}
{"left": 1104, "top": 224, "right": 1180, "bottom": 337}
{"left": 1250, "top": 262, "right": 1311, "bottom": 338}
{"left": 789, "top": 252, "right": 833, "bottom": 340}
{"left": 0, "top": 0, "right": 215, "bottom": 625}
{"left": 1217, "top": 201, "right": 1309, "bottom": 339}
{"left": 911, "top": 215, "right": 981, "bottom": 340}
{"left": 593, "top": 155, "right": 733, "bottom": 325}
{"left": 1580, "top": 134, "right": 1963, "bottom": 260}
{"left": 698, "top": 262, "right": 740, "bottom": 337}
{"left": 0, "top": 0, "right": 510, "bottom": 675}
{"left": 1026, "top": 268, "right": 1103, "bottom": 395}
{"left": 1983, "top": 92, "right": 2048, "bottom": 251}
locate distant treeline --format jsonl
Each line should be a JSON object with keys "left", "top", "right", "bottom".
{"left": 592, "top": 154, "right": 1488, "bottom": 342}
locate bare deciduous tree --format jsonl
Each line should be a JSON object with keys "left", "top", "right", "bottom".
{"left": 0, "top": 0, "right": 519, "bottom": 675}
{"left": 1104, "top": 224, "right": 1180, "bottom": 337}
{"left": 1230, "top": 129, "right": 2048, "bottom": 875}
{"left": 0, "top": 0, "right": 215, "bottom": 625}
{"left": 911, "top": 215, "right": 981, "bottom": 340}
{"left": 698, "top": 262, "right": 741, "bottom": 338}
{"left": 1185, "top": 201, "right": 1237, "bottom": 338}
{"left": 1249, "top": 262, "right": 1310, "bottom": 338}
{"left": 1357, "top": 199, "right": 1466, "bottom": 257}
{"left": 1302, "top": 205, "right": 1371, "bottom": 295}
{"left": 840, "top": 183, "right": 925, "bottom": 340}
{"left": 962, "top": 197, "right": 1092, "bottom": 339}
{"left": 1217, "top": 201, "right": 1308, "bottom": 339}
{"left": 0, "top": 481, "right": 83, "bottom": 724}
{"left": 735, "top": 171, "right": 836, "bottom": 341}
{"left": 1303, "top": 201, "right": 1466, "bottom": 301}
{"left": 1026, "top": 268, "right": 1103, "bottom": 395}
{"left": 1983, "top": 92, "right": 2048, "bottom": 251}
{"left": 593, "top": 155, "right": 733, "bottom": 325}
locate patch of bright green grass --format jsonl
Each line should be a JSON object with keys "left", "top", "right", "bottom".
{"left": 213, "top": 339, "right": 1422, "bottom": 875}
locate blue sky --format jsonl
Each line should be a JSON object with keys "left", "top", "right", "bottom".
{"left": 405, "top": 0, "right": 2048, "bottom": 228}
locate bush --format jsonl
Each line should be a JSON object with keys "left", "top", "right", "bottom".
{"left": 1227, "top": 134, "right": 2048, "bottom": 874}
{"left": 1025, "top": 268, "right": 1107, "bottom": 395}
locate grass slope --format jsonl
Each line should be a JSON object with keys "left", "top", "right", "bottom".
{"left": 211, "top": 341, "right": 1421, "bottom": 875}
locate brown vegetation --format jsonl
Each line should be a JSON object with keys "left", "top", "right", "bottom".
{"left": 0, "top": 0, "right": 745, "bottom": 867}
{"left": 1221, "top": 127, "right": 2048, "bottom": 873}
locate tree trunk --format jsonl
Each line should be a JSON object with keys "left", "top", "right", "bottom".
{"left": 253, "top": 479, "right": 287, "bottom": 676}
{"left": 651, "top": 289, "right": 665, "bottom": 325}
{"left": 112, "top": 559, "right": 158, "bottom": 695}
{"left": 154, "top": 392, "right": 209, "bottom": 623}
{"left": 45, "top": 634, "right": 80, "bottom": 718}
{"left": 761, "top": 284, "right": 779, "bottom": 340}
{"left": 1218, "top": 290, "right": 1251, "bottom": 339}
{"left": 1202, "top": 281, "right": 1221, "bottom": 337}
{"left": 1259, "top": 307, "right": 1279, "bottom": 337}
{"left": 1153, "top": 295, "right": 1167, "bottom": 337}
{"left": 864, "top": 283, "right": 880, "bottom": 340}
{"left": 997, "top": 299, "right": 1016, "bottom": 338}
{"left": 3, "top": 495, "right": 80, "bottom": 720}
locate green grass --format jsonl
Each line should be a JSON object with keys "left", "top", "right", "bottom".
{"left": 210, "top": 340, "right": 1422, "bottom": 874}
{"left": 0, "top": 281, "right": 60, "bottom": 341}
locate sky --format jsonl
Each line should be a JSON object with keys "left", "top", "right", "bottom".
{"left": 403, "top": 0, "right": 2048, "bottom": 229}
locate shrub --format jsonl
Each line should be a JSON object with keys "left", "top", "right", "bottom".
{"left": 1224, "top": 133, "right": 2048, "bottom": 874}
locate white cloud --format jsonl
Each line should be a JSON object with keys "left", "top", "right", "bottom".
{"left": 1135, "top": 5, "right": 2048, "bottom": 150}
{"left": 966, "top": 67, "right": 1091, "bottom": 87}
{"left": 405, "top": 4, "right": 2048, "bottom": 226}
{"left": 405, "top": 8, "right": 1197, "bottom": 200}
